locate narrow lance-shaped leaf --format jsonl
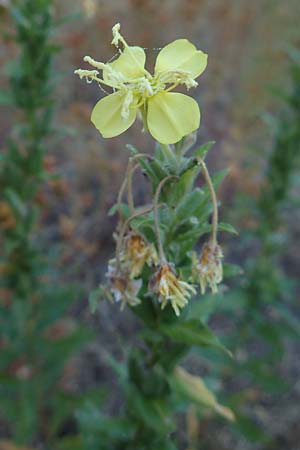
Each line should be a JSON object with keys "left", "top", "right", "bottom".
{"left": 159, "top": 319, "right": 232, "bottom": 357}
{"left": 171, "top": 366, "right": 235, "bottom": 421}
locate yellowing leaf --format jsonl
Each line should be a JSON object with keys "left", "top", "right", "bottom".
{"left": 173, "top": 367, "right": 235, "bottom": 422}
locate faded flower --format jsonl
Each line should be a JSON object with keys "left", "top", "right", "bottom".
{"left": 106, "top": 260, "right": 142, "bottom": 310}
{"left": 121, "top": 231, "right": 158, "bottom": 279}
{"left": 192, "top": 241, "right": 223, "bottom": 294}
{"left": 149, "top": 263, "right": 196, "bottom": 316}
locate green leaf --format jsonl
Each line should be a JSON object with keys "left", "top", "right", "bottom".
{"left": 173, "top": 188, "right": 205, "bottom": 223}
{"left": 218, "top": 222, "right": 239, "bottom": 234}
{"left": 107, "top": 202, "right": 130, "bottom": 217}
{"left": 126, "top": 144, "right": 162, "bottom": 183}
{"left": 160, "top": 319, "right": 231, "bottom": 357}
{"left": 193, "top": 140, "right": 216, "bottom": 159}
{"left": 212, "top": 168, "right": 230, "bottom": 188}
{"left": 4, "top": 188, "right": 26, "bottom": 217}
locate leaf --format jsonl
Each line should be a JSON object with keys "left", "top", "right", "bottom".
{"left": 4, "top": 188, "right": 26, "bottom": 217}
{"left": 176, "top": 221, "right": 238, "bottom": 245}
{"left": 126, "top": 144, "right": 161, "bottom": 182}
{"left": 218, "top": 222, "right": 239, "bottom": 235}
{"left": 173, "top": 188, "right": 205, "bottom": 223}
{"left": 172, "top": 367, "right": 235, "bottom": 421}
{"left": 193, "top": 140, "right": 216, "bottom": 159}
{"left": 160, "top": 319, "right": 231, "bottom": 357}
{"left": 107, "top": 203, "right": 130, "bottom": 217}
{"left": 167, "top": 163, "right": 199, "bottom": 205}
{"left": 211, "top": 168, "right": 230, "bottom": 188}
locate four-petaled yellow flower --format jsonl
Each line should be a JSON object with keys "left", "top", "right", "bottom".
{"left": 75, "top": 23, "right": 207, "bottom": 144}
{"left": 149, "top": 263, "right": 196, "bottom": 316}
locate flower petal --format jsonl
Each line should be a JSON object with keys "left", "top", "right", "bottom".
{"left": 91, "top": 92, "right": 137, "bottom": 138}
{"left": 154, "top": 39, "right": 207, "bottom": 79}
{"left": 147, "top": 92, "right": 200, "bottom": 144}
{"left": 108, "top": 45, "right": 146, "bottom": 79}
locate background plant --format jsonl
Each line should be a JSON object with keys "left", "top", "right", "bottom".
{"left": 193, "top": 49, "right": 300, "bottom": 449}
{"left": 0, "top": 2, "right": 97, "bottom": 448}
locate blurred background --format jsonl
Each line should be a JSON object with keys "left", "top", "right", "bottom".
{"left": 0, "top": 0, "right": 300, "bottom": 449}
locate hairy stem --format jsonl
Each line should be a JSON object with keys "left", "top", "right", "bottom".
{"left": 196, "top": 157, "right": 218, "bottom": 245}
{"left": 117, "top": 153, "right": 153, "bottom": 220}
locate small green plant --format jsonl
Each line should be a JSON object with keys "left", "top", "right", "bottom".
{"left": 0, "top": 1, "right": 95, "bottom": 448}
{"left": 75, "top": 24, "right": 236, "bottom": 450}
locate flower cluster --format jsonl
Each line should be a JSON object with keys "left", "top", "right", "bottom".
{"left": 75, "top": 23, "right": 207, "bottom": 144}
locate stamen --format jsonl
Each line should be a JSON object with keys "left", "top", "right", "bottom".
{"left": 111, "top": 23, "right": 126, "bottom": 48}
{"left": 83, "top": 55, "right": 106, "bottom": 70}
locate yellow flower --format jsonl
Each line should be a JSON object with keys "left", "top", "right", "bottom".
{"left": 192, "top": 241, "right": 223, "bottom": 294}
{"left": 75, "top": 23, "right": 207, "bottom": 144}
{"left": 106, "top": 260, "right": 142, "bottom": 310}
{"left": 122, "top": 231, "right": 158, "bottom": 279}
{"left": 149, "top": 263, "right": 196, "bottom": 316}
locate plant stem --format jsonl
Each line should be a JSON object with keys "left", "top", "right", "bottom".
{"left": 117, "top": 154, "right": 154, "bottom": 219}
{"left": 196, "top": 158, "right": 218, "bottom": 245}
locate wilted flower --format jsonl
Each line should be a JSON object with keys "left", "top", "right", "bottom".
{"left": 192, "top": 241, "right": 223, "bottom": 294}
{"left": 106, "top": 260, "right": 142, "bottom": 310}
{"left": 149, "top": 263, "right": 196, "bottom": 316}
{"left": 75, "top": 23, "right": 207, "bottom": 144}
{"left": 121, "top": 231, "right": 158, "bottom": 278}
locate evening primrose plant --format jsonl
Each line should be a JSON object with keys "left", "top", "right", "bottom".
{"left": 77, "top": 24, "right": 236, "bottom": 450}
